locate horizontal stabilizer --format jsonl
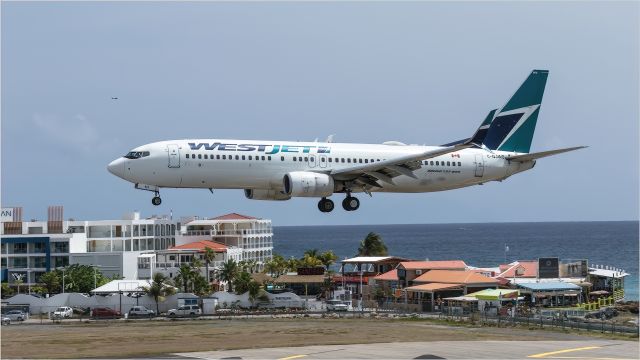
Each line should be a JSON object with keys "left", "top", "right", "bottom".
{"left": 505, "top": 146, "right": 587, "bottom": 162}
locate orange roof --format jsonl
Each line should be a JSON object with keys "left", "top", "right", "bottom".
{"left": 373, "top": 269, "right": 398, "bottom": 281}
{"left": 498, "top": 261, "right": 538, "bottom": 278}
{"left": 405, "top": 283, "right": 462, "bottom": 292}
{"left": 399, "top": 260, "right": 467, "bottom": 270}
{"left": 169, "top": 240, "right": 227, "bottom": 252}
{"left": 414, "top": 270, "right": 499, "bottom": 285}
{"left": 209, "top": 213, "right": 258, "bottom": 220}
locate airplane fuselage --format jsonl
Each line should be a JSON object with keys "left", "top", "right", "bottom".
{"left": 108, "top": 139, "right": 533, "bottom": 194}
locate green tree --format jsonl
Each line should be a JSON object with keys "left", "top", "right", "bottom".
{"left": 39, "top": 271, "right": 61, "bottom": 295}
{"left": 141, "top": 272, "right": 176, "bottom": 315}
{"left": 358, "top": 232, "right": 388, "bottom": 256}
{"left": 218, "top": 259, "right": 239, "bottom": 293}
{"left": 303, "top": 249, "right": 319, "bottom": 259}
{"left": 285, "top": 257, "right": 300, "bottom": 273}
{"left": 61, "top": 264, "right": 109, "bottom": 293}
{"left": 247, "top": 280, "right": 263, "bottom": 307}
{"left": 1, "top": 283, "right": 15, "bottom": 298}
{"left": 264, "top": 254, "right": 287, "bottom": 277}
{"left": 233, "top": 271, "right": 252, "bottom": 295}
{"left": 202, "top": 247, "right": 216, "bottom": 284}
{"left": 175, "top": 264, "right": 193, "bottom": 292}
{"left": 319, "top": 251, "right": 338, "bottom": 272}
{"left": 191, "top": 273, "right": 211, "bottom": 297}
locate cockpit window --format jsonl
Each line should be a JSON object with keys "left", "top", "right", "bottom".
{"left": 124, "top": 151, "right": 150, "bottom": 159}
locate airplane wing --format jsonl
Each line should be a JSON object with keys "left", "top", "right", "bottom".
{"left": 329, "top": 143, "right": 472, "bottom": 188}
{"left": 505, "top": 146, "right": 587, "bottom": 162}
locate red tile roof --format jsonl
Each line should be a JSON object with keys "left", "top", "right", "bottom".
{"left": 498, "top": 261, "right": 538, "bottom": 278}
{"left": 399, "top": 260, "right": 467, "bottom": 271}
{"left": 169, "top": 240, "right": 227, "bottom": 252}
{"left": 373, "top": 269, "right": 398, "bottom": 281}
{"left": 414, "top": 270, "right": 499, "bottom": 285}
{"left": 209, "top": 213, "right": 258, "bottom": 221}
{"left": 405, "top": 283, "right": 462, "bottom": 292}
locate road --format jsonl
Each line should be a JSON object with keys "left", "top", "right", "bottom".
{"left": 175, "top": 340, "right": 638, "bottom": 359}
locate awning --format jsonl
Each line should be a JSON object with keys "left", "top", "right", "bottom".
{"left": 404, "top": 283, "right": 462, "bottom": 293}
{"left": 467, "top": 289, "right": 519, "bottom": 300}
{"left": 443, "top": 295, "right": 478, "bottom": 302}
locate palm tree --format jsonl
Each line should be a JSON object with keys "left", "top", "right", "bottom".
{"left": 358, "top": 232, "right": 388, "bottom": 256}
{"left": 176, "top": 264, "right": 193, "bottom": 292}
{"left": 303, "top": 249, "right": 319, "bottom": 258}
{"left": 141, "top": 272, "right": 176, "bottom": 315}
{"left": 247, "top": 281, "right": 262, "bottom": 308}
{"left": 319, "top": 251, "right": 338, "bottom": 272}
{"left": 202, "top": 247, "right": 216, "bottom": 284}
{"left": 233, "top": 271, "right": 253, "bottom": 295}
{"left": 218, "top": 259, "right": 239, "bottom": 292}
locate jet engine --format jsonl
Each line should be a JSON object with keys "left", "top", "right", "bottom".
{"left": 244, "top": 189, "right": 291, "bottom": 201}
{"left": 283, "top": 172, "right": 334, "bottom": 197}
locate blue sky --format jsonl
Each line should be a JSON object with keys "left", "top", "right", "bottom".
{"left": 2, "top": 2, "right": 638, "bottom": 226}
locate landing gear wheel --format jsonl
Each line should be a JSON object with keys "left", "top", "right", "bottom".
{"left": 342, "top": 196, "right": 360, "bottom": 211}
{"left": 151, "top": 196, "right": 162, "bottom": 206}
{"left": 318, "top": 198, "right": 335, "bottom": 213}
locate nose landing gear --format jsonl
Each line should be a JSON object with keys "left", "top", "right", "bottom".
{"left": 134, "top": 183, "right": 162, "bottom": 206}
{"left": 151, "top": 194, "right": 162, "bottom": 206}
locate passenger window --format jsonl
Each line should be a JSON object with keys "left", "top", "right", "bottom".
{"left": 192, "top": 154, "right": 196, "bottom": 159}
{"left": 217, "top": 155, "right": 221, "bottom": 160}
{"left": 235, "top": 155, "right": 240, "bottom": 160}
{"left": 198, "top": 154, "right": 202, "bottom": 159}
{"left": 185, "top": 154, "right": 189, "bottom": 159}
{"left": 222, "top": 155, "right": 226, "bottom": 160}
{"left": 281, "top": 156, "right": 285, "bottom": 161}
{"left": 441, "top": 162, "right": 445, "bottom": 166}
{"left": 353, "top": 158, "right": 356, "bottom": 163}
{"left": 204, "top": 154, "right": 208, "bottom": 159}
{"left": 262, "top": 156, "right": 266, "bottom": 161}
{"left": 328, "top": 158, "right": 332, "bottom": 162}
{"left": 447, "top": 161, "right": 450, "bottom": 166}
{"left": 304, "top": 157, "right": 308, "bottom": 162}
{"left": 359, "top": 159, "right": 362, "bottom": 163}
{"left": 458, "top": 162, "right": 461, "bottom": 166}
{"left": 310, "top": 157, "right": 315, "bottom": 162}
{"left": 370, "top": 159, "right": 374, "bottom": 163}
{"left": 293, "top": 157, "right": 297, "bottom": 162}
{"left": 347, "top": 159, "right": 351, "bottom": 163}
{"left": 248, "top": 155, "right": 252, "bottom": 160}
{"left": 430, "top": 161, "right": 434, "bottom": 165}
{"left": 299, "top": 157, "right": 302, "bottom": 162}
{"left": 321, "top": 157, "right": 326, "bottom": 162}
{"left": 436, "top": 161, "right": 439, "bottom": 165}
{"left": 268, "top": 156, "right": 272, "bottom": 161}
{"left": 341, "top": 158, "right": 345, "bottom": 163}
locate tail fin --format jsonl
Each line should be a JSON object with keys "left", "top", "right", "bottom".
{"left": 441, "top": 108, "right": 497, "bottom": 147}
{"left": 482, "top": 70, "right": 549, "bottom": 153}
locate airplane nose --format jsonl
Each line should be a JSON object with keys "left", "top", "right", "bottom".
{"left": 107, "top": 158, "right": 126, "bottom": 179}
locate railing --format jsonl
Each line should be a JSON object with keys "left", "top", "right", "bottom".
{"left": 184, "top": 229, "right": 272, "bottom": 236}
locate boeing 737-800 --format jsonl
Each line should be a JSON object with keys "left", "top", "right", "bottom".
{"left": 107, "top": 70, "right": 585, "bottom": 212}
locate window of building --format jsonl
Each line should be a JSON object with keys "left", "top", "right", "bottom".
{"left": 13, "top": 257, "right": 27, "bottom": 268}
{"left": 13, "top": 243, "right": 27, "bottom": 254}
{"left": 33, "top": 242, "right": 46, "bottom": 253}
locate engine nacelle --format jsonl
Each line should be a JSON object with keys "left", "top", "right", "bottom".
{"left": 283, "top": 171, "right": 334, "bottom": 198}
{"left": 244, "top": 189, "right": 291, "bottom": 201}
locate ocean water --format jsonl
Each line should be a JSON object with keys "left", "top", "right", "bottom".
{"left": 273, "top": 221, "right": 639, "bottom": 300}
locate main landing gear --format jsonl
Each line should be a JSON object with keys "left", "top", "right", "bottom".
{"left": 317, "top": 194, "right": 360, "bottom": 212}
{"left": 151, "top": 193, "right": 162, "bottom": 206}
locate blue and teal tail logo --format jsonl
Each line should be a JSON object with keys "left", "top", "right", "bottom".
{"left": 482, "top": 70, "right": 549, "bottom": 153}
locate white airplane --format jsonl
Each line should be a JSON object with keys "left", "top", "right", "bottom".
{"left": 108, "top": 70, "right": 585, "bottom": 212}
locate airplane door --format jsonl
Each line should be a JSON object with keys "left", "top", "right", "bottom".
{"left": 474, "top": 154, "right": 484, "bottom": 177}
{"left": 308, "top": 155, "right": 317, "bottom": 168}
{"left": 168, "top": 144, "right": 180, "bottom": 168}
{"left": 319, "top": 155, "right": 327, "bottom": 168}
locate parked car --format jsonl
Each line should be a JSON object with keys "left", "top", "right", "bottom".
{"left": 4, "top": 310, "right": 27, "bottom": 321}
{"left": 91, "top": 307, "right": 122, "bottom": 319}
{"left": 326, "top": 300, "right": 350, "bottom": 312}
{"left": 53, "top": 306, "right": 73, "bottom": 318}
{"left": 128, "top": 306, "right": 155, "bottom": 317}
{"left": 167, "top": 305, "right": 201, "bottom": 317}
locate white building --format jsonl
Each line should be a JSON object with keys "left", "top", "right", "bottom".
{"left": 178, "top": 213, "right": 273, "bottom": 270}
